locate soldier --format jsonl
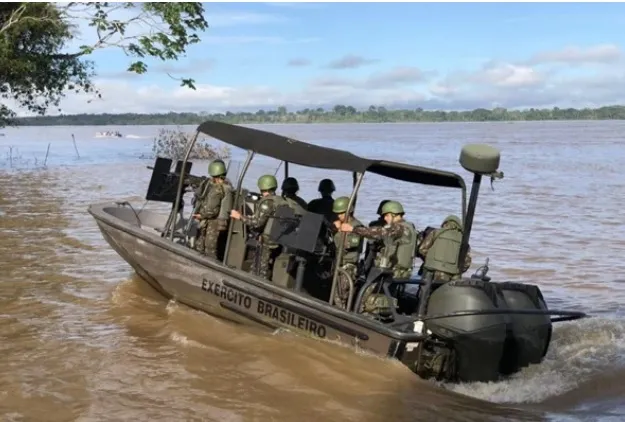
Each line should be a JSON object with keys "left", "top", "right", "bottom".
{"left": 193, "top": 159, "right": 233, "bottom": 259}
{"left": 308, "top": 179, "right": 336, "bottom": 223}
{"left": 418, "top": 214, "right": 472, "bottom": 282}
{"left": 368, "top": 199, "right": 391, "bottom": 228}
{"left": 230, "top": 174, "right": 285, "bottom": 281}
{"left": 281, "top": 177, "right": 308, "bottom": 213}
{"left": 340, "top": 200, "right": 418, "bottom": 316}
{"left": 331, "top": 196, "right": 364, "bottom": 309}
{"left": 362, "top": 199, "right": 391, "bottom": 275}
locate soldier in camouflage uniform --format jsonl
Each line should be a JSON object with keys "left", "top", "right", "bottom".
{"left": 281, "top": 177, "right": 308, "bottom": 213}
{"left": 418, "top": 214, "right": 472, "bottom": 282}
{"left": 193, "top": 159, "right": 233, "bottom": 259}
{"left": 230, "top": 174, "right": 283, "bottom": 281}
{"left": 308, "top": 179, "right": 337, "bottom": 223}
{"left": 331, "top": 196, "right": 364, "bottom": 309}
{"left": 340, "top": 201, "right": 418, "bottom": 316}
{"left": 368, "top": 199, "right": 390, "bottom": 228}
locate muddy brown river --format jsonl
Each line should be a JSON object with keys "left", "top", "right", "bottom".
{"left": 1, "top": 121, "right": 625, "bottom": 422}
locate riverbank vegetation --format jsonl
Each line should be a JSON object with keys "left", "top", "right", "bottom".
{"left": 13, "top": 105, "right": 625, "bottom": 126}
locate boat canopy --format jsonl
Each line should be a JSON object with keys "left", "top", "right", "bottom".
{"left": 196, "top": 121, "right": 466, "bottom": 189}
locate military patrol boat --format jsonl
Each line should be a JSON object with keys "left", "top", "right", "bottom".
{"left": 88, "top": 121, "right": 588, "bottom": 384}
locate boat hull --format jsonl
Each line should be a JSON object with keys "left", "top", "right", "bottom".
{"left": 89, "top": 202, "right": 413, "bottom": 359}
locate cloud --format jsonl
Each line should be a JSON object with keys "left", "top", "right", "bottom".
{"left": 287, "top": 58, "right": 312, "bottom": 67}
{"left": 153, "top": 58, "right": 217, "bottom": 75}
{"left": 309, "top": 66, "right": 431, "bottom": 90}
{"left": 365, "top": 66, "right": 428, "bottom": 88}
{"left": 326, "top": 54, "right": 379, "bottom": 70}
{"left": 526, "top": 44, "right": 623, "bottom": 65}
{"left": 7, "top": 44, "right": 625, "bottom": 116}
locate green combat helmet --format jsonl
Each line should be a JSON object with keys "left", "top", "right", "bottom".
{"left": 381, "top": 200, "right": 405, "bottom": 215}
{"left": 208, "top": 159, "right": 227, "bottom": 177}
{"left": 442, "top": 214, "right": 462, "bottom": 229}
{"left": 332, "top": 196, "right": 351, "bottom": 214}
{"left": 376, "top": 199, "right": 391, "bottom": 215}
{"left": 257, "top": 174, "right": 278, "bottom": 191}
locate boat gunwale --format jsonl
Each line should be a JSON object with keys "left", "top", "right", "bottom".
{"left": 88, "top": 201, "right": 428, "bottom": 343}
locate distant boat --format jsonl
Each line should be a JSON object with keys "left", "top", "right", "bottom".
{"left": 95, "top": 131, "right": 122, "bottom": 138}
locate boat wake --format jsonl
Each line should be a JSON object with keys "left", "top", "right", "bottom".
{"left": 444, "top": 316, "right": 625, "bottom": 409}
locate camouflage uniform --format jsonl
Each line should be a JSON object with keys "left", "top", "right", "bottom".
{"left": 418, "top": 215, "right": 472, "bottom": 282}
{"left": 195, "top": 161, "right": 232, "bottom": 258}
{"left": 239, "top": 175, "right": 282, "bottom": 280}
{"left": 331, "top": 196, "right": 363, "bottom": 309}
{"left": 351, "top": 201, "right": 417, "bottom": 316}
{"left": 308, "top": 179, "right": 337, "bottom": 223}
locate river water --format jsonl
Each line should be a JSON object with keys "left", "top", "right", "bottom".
{"left": 1, "top": 121, "right": 624, "bottom": 422}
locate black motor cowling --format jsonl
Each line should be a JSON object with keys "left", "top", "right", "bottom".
{"left": 496, "top": 282, "right": 552, "bottom": 375}
{"left": 420, "top": 279, "right": 510, "bottom": 383}
{"left": 414, "top": 279, "right": 553, "bottom": 383}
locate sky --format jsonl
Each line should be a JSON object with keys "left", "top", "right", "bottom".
{"left": 11, "top": 1, "right": 625, "bottom": 115}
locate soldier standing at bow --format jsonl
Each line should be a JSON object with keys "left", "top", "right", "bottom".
{"left": 193, "top": 159, "right": 233, "bottom": 259}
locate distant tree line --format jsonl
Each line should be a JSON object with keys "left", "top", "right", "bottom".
{"left": 13, "top": 105, "right": 625, "bottom": 126}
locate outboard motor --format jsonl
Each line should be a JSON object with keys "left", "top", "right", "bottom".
{"left": 419, "top": 279, "right": 510, "bottom": 382}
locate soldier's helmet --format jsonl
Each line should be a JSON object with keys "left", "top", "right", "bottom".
{"left": 208, "top": 159, "right": 227, "bottom": 177}
{"left": 281, "top": 177, "right": 299, "bottom": 193}
{"left": 257, "top": 174, "right": 278, "bottom": 191}
{"left": 442, "top": 214, "right": 462, "bottom": 229}
{"left": 318, "top": 179, "right": 335, "bottom": 194}
{"left": 376, "top": 199, "right": 391, "bottom": 215}
{"left": 332, "top": 196, "right": 351, "bottom": 214}
{"left": 380, "top": 201, "right": 405, "bottom": 215}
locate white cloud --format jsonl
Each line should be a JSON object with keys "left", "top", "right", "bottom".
{"left": 527, "top": 44, "right": 623, "bottom": 65}
{"left": 6, "top": 44, "right": 625, "bottom": 116}
{"left": 474, "top": 62, "right": 545, "bottom": 88}
{"left": 326, "top": 54, "right": 379, "bottom": 70}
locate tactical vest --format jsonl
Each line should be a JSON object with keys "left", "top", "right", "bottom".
{"left": 423, "top": 226, "right": 463, "bottom": 275}
{"left": 199, "top": 181, "right": 227, "bottom": 219}
{"left": 218, "top": 183, "right": 234, "bottom": 219}
{"left": 374, "top": 221, "right": 417, "bottom": 276}
{"left": 283, "top": 195, "right": 307, "bottom": 215}
{"left": 395, "top": 220, "right": 418, "bottom": 272}
{"left": 259, "top": 195, "right": 289, "bottom": 240}
{"left": 334, "top": 217, "right": 363, "bottom": 265}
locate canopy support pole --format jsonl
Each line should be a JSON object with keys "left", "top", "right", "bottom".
{"left": 458, "top": 173, "right": 481, "bottom": 269}
{"left": 223, "top": 150, "right": 255, "bottom": 265}
{"left": 329, "top": 172, "right": 365, "bottom": 306}
{"left": 167, "top": 131, "right": 199, "bottom": 241}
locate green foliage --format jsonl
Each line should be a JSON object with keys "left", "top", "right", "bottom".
{"left": 151, "top": 127, "right": 230, "bottom": 162}
{"left": 0, "top": 2, "right": 207, "bottom": 127}
{"left": 14, "top": 104, "right": 625, "bottom": 126}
